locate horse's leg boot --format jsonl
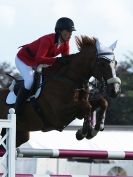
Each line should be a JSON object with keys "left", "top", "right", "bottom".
{"left": 15, "top": 87, "right": 30, "bottom": 117}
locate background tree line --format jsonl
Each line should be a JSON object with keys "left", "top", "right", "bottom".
{"left": 106, "top": 52, "right": 133, "bottom": 125}
{"left": 0, "top": 54, "right": 133, "bottom": 125}
{"left": 0, "top": 62, "right": 17, "bottom": 88}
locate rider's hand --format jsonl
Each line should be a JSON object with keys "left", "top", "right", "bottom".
{"left": 56, "top": 57, "right": 70, "bottom": 64}
{"left": 36, "top": 64, "right": 51, "bottom": 72}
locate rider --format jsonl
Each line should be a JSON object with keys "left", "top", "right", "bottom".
{"left": 15, "top": 17, "right": 76, "bottom": 116}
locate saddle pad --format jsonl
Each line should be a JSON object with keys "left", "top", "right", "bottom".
{"left": 6, "top": 75, "right": 43, "bottom": 105}
{"left": 6, "top": 91, "right": 16, "bottom": 104}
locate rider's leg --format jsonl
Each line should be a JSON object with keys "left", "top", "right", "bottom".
{"left": 15, "top": 86, "right": 31, "bottom": 116}
{"left": 15, "top": 56, "right": 34, "bottom": 116}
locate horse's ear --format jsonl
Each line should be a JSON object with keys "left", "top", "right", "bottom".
{"left": 96, "top": 39, "right": 100, "bottom": 46}
{"left": 96, "top": 39, "right": 101, "bottom": 50}
{"left": 109, "top": 40, "right": 117, "bottom": 51}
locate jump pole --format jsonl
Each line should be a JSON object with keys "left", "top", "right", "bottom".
{"left": 16, "top": 148, "right": 133, "bottom": 160}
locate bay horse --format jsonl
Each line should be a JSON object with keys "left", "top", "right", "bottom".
{"left": 0, "top": 36, "right": 121, "bottom": 147}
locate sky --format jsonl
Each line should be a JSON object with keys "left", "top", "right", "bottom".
{"left": 0, "top": 0, "right": 133, "bottom": 67}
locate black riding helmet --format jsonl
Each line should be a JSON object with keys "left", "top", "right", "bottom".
{"left": 55, "top": 17, "right": 76, "bottom": 33}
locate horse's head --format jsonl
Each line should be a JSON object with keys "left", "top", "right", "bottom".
{"left": 93, "top": 39, "right": 121, "bottom": 98}
{"left": 74, "top": 36, "right": 121, "bottom": 98}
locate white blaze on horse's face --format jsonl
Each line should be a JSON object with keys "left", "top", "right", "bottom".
{"left": 108, "top": 41, "right": 117, "bottom": 78}
{"left": 108, "top": 40, "right": 121, "bottom": 85}
{"left": 107, "top": 60, "right": 121, "bottom": 85}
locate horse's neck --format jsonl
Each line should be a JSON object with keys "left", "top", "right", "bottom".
{"left": 66, "top": 52, "right": 95, "bottom": 83}
{"left": 44, "top": 49, "right": 96, "bottom": 84}
{"left": 44, "top": 63, "right": 65, "bottom": 78}
{"left": 91, "top": 64, "right": 103, "bottom": 82}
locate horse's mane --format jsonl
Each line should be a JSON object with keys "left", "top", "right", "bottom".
{"left": 75, "top": 36, "right": 96, "bottom": 51}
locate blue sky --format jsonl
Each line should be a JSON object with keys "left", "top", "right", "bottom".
{"left": 0, "top": 0, "right": 133, "bottom": 66}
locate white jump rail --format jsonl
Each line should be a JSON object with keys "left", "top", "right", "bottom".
{"left": 0, "top": 108, "right": 16, "bottom": 177}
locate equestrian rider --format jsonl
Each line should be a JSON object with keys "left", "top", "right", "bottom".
{"left": 15, "top": 17, "right": 76, "bottom": 116}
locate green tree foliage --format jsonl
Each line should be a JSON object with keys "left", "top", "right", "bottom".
{"left": 106, "top": 54, "right": 133, "bottom": 125}
{"left": 0, "top": 62, "right": 17, "bottom": 88}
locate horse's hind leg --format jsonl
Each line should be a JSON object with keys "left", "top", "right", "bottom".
{"left": 16, "top": 131, "right": 30, "bottom": 147}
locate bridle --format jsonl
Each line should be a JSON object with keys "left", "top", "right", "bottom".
{"left": 95, "top": 51, "right": 121, "bottom": 86}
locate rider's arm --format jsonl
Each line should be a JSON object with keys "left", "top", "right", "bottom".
{"left": 35, "top": 39, "right": 56, "bottom": 65}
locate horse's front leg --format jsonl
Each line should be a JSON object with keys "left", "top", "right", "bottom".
{"left": 76, "top": 115, "right": 92, "bottom": 140}
{"left": 95, "top": 97, "right": 108, "bottom": 131}
{"left": 75, "top": 103, "right": 92, "bottom": 140}
{"left": 74, "top": 88, "right": 92, "bottom": 140}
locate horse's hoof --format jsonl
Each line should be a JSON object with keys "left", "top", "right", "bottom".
{"left": 86, "top": 128, "right": 98, "bottom": 140}
{"left": 100, "top": 123, "right": 105, "bottom": 131}
{"left": 95, "top": 123, "right": 104, "bottom": 131}
{"left": 100, "top": 127, "right": 104, "bottom": 131}
{"left": 85, "top": 128, "right": 93, "bottom": 139}
{"left": 76, "top": 130, "right": 84, "bottom": 140}
{"left": 86, "top": 132, "right": 93, "bottom": 139}
{"left": 94, "top": 124, "right": 100, "bottom": 131}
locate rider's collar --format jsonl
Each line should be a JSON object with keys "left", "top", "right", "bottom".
{"left": 55, "top": 32, "right": 60, "bottom": 44}
{"left": 55, "top": 33, "right": 64, "bottom": 48}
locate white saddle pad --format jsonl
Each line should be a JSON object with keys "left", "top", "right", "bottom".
{"left": 6, "top": 91, "right": 16, "bottom": 104}
{"left": 6, "top": 76, "right": 43, "bottom": 105}
{"left": 6, "top": 86, "right": 42, "bottom": 105}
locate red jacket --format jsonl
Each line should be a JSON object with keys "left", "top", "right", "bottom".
{"left": 17, "top": 33, "right": 70, "bottom": 66}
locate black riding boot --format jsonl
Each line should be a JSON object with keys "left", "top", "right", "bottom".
{"left": 15, "top": 87, "right": 30, "bottom": 116}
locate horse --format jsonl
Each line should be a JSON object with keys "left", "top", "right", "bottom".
{"left": 0, "top": 36, "right": 121, "bottom": 147}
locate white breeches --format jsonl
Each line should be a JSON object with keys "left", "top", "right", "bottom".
{"left": 15, "top": 56, "right": 34, "bottom": 90}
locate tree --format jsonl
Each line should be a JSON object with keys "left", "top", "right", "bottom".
{"left": 106, "top": 54, "right": 133, "bottom": 125}
{"left": 0, "top": 62, "right": 17, "bottom": 88}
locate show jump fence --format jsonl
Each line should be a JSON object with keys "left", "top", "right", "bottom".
{"left": 0, "top": 108, "right": 16, "bottom": 177}
{"left": 1, "top": 109, "right": 133, "bottom": 177}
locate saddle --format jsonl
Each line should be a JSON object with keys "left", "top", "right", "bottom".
{"left": 6, "top": 71, "right": 44, "bottom": 105}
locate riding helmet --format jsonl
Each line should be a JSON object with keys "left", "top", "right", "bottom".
{"left": 55, "top": 17, "right": 76, "bottom": 32}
